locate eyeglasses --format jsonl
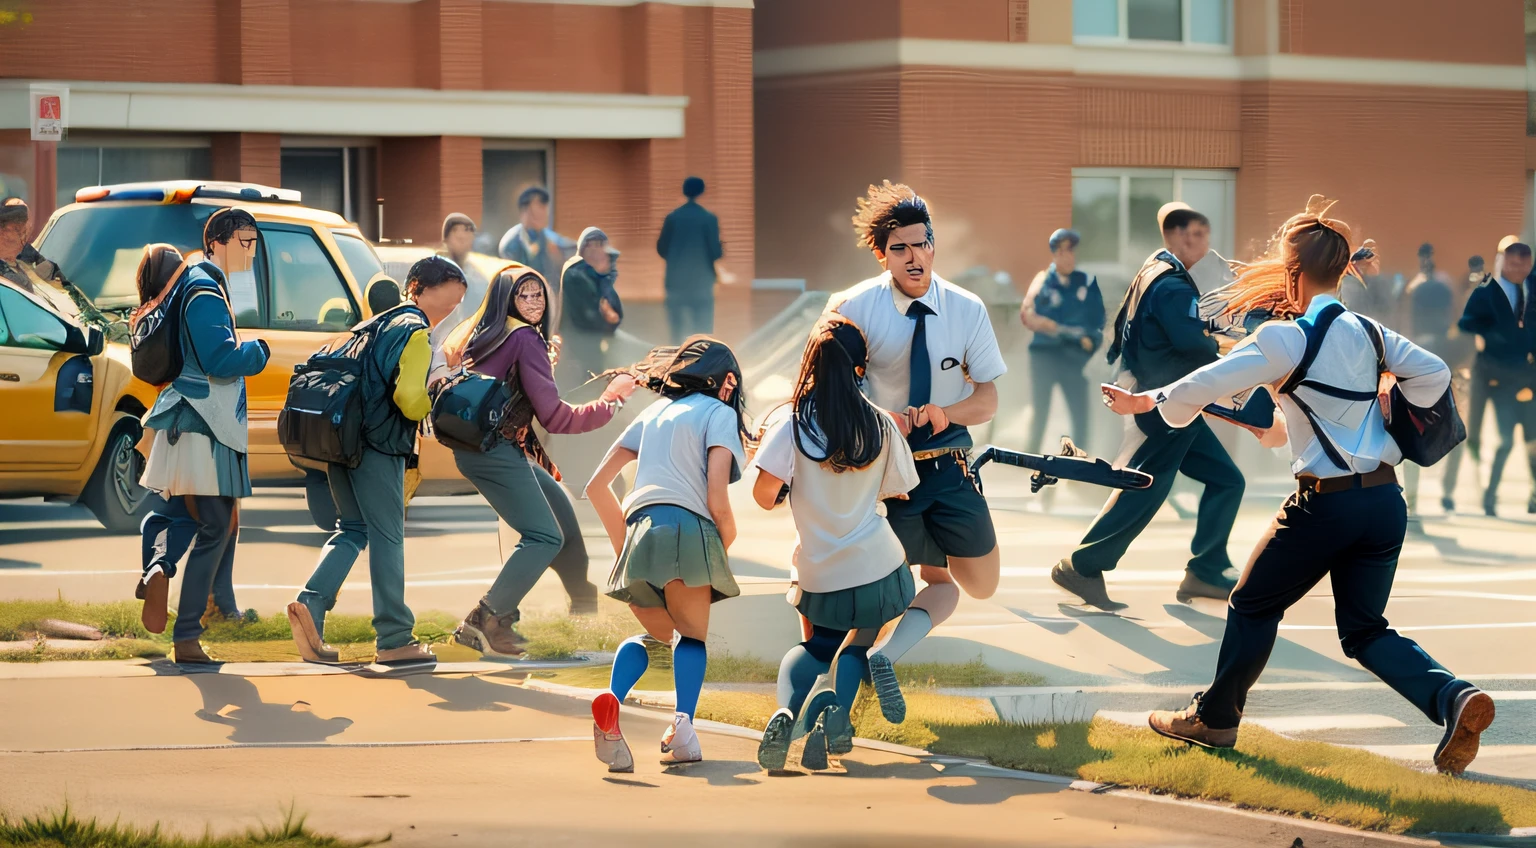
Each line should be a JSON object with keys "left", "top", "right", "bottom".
{"left": 235, "top": 232, "right": 259, "bottom": 250}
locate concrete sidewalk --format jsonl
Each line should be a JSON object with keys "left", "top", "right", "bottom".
{"left": 0, "top": 663, "right": 1433, "bottom": 848}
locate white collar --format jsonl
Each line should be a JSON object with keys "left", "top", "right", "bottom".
{"left": 887, "top": 271, "right": 942, "bottom": 316}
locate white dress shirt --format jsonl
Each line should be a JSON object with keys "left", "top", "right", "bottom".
{"left": 1152, "top": 295, "right": 1451, "bottom": 478}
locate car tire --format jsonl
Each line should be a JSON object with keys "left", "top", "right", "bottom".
{"left": 305, "top": 469, "right": 339, "bottom": 531}
{"left": 84, "top": 417, "right": 160, "bottom": 533}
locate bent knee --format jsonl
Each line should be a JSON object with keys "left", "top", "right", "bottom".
{"left": 918, "top": 564, "right": 954, "bottom": 585}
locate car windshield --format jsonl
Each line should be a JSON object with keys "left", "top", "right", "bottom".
{"left": 332, "top": 232, "right": 384, "bottom": 284}
{"left": 36, "top": 204, "right": 214, "bottom": 310}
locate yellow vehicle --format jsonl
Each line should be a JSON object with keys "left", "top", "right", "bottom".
{"left": 29, "top": 181, "right": 473, "bottom": 528}
{"left": 0, "top": 280, "right": 161, "bottom": 530}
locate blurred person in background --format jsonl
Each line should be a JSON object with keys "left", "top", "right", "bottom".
{"left": 1020, "top": 228, "right": 1105, "bottom": 457}
{"left": 658, "top": 176, "right": 724, "bottom": 344}
{"left": 559, "top": 227, "right": 624, "bottom": 391}
{"left": 0, "top": 197, "right": 118, "bottom": 337}
{"left": 1400, "top": 244, "right": 1461, "bottom": 519}
{"left": 433, "top": 213, "right": 490, "bottom": 349}
{"left": 1458, "top": 241, "right": 1536, "bottom": 516}
{"left": 1432, "top": 256, "right": 1486, "bottom": 512}
{"left": 1337, "top": 241, "right": 1387, "bottom": 321}
{"left": 498, "top": 187, "right": 573, "bottom": 330}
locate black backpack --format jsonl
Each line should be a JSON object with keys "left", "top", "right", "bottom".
{"left": 129, "top": 262, "right": 200, "bottom": 386}
{"left": 429, "top": 369, "right": 514, "bottom": 453}
{"left": 1279, "top": 302, "right": 1466, "bottom": 469}
{"left": 278, "top": 317, "right": 391, "bottom": 469}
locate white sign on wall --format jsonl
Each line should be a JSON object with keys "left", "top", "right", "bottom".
{"left": 30, "top": 86, "right": 68, "bottom": 142}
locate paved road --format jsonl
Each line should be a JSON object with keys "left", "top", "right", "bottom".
{"left": 0, "top": 664, "right": 1431, "bottom": 847}
{"left": 0, "top": 450, "right": 1532, "bottom": 780}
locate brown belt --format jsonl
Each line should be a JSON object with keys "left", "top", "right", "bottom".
{"left": 912, "top": 448, "right": 967, "bottom": 462}
{"left": 1297, "top": 464, "right": 1397, "bottom": 495}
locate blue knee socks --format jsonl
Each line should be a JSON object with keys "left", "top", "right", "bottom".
{"left": 672, "top": 636, "right": 708, "bottom": 719}
{"left": 834, "top": 646, "right": 870, "bottom": 712}
{"left": 609, "top": 636, "right": 649, "bottom": 701}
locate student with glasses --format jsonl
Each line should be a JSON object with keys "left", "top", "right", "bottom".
{"left": 439, "top": 265, "right": 637, "bottom": 657}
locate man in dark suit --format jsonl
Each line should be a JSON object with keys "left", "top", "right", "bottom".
{"left": 657, "top": 176, "right": 724, "bottom": 343}
{"left": 1457, "top": 241, "right": 1536, "bottom": 516}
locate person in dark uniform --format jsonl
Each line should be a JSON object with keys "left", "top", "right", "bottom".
{"left": 1051, "top": 208, "right": 1244, "bottom": 609}
{"left": 1109, "top": 195, "right": 1494, "bottom": 776}
{"left": 1457, "top": 241, "right": 1536, "bottom": 516}
{"left": 1401, "top": 245, "right": 1460, "bottom": 517}
{"left": 657, "top": 177, "right": 725, "bottom": 343}
{"left": 1435, "top": 255, "right": 1485, "bottom": 512}
{"left": 1019, "top": 228, "right": 1105, "bottom": 455}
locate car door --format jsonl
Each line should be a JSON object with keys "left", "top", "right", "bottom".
{"left": 240, "top": 223, "right": 359, "bottom": 476}
{"left": 0, "top": 285, "right": 98, "bottom": 471}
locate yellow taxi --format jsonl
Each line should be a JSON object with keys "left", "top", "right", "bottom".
{"left": 27, "top": 180, "right": 473, "bottom": 529}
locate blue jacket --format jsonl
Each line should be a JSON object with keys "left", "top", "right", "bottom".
{"left": 1028, "top": 266, "right": 1105, "bottom": 358}
{"left": 656, "top": 199, "right": 723, "bottom": 294}
{"left": 1114, "top": 251, "right": 1218, "bottom": 389}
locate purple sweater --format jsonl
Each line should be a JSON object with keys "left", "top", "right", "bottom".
{"left": 471, "top": 326, "right": 616, "bottom": 435}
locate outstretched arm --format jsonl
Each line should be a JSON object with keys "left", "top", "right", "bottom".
{"left": 585, "top": 445, "right": 638, "bottom": 557}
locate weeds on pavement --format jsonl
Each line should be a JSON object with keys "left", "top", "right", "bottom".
{"left": 0, "top": 803, "right": 384, "bottom": 847}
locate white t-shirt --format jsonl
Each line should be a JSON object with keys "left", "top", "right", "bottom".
{"left": 831, "top": 272, "right": 1007, "bottom": 415}
{"left": 613, "top": 394, "right": 746, "bottom": 520}
{"left": 749, "top": 404, "right": 920, "bottom": 593}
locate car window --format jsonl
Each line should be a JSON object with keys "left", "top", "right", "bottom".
{"left": 0, "top": 285, "right": 68, "bottom": 350}
{"left": 332, "top": 233, "right": 384, "bottom": 284}
{"left": 259, "top": 226, "right": 357, "bottom": 332}
{"left": 36, "top": 204, "right": 213, "bottom": 309}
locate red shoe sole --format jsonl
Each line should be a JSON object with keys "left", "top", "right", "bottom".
{"left": 592, "top": 692, "right": 622, "bottom": 735}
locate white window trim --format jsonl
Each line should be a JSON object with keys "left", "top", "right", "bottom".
{"left": 1072, "top": 0, "right": 1233, "bottom": 51}
{"left": 1072, "top": 167, "right": 1236, "bottom": 276}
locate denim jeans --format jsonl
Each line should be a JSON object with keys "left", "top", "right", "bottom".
{"left": 141, "top": 495, "right": 237, "bottom": 642}
{"left": 300, "top": 449, "right": 415, "bottom": 651}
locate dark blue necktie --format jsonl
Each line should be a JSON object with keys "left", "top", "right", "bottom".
{"left": 907, "top": 300, "right": 933, "bottom": 409}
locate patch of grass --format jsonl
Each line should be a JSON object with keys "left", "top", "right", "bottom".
{"left": 892, "top": 659, "right": 1046, "bottom": 690}
{"left": 532, "top": 651, "right": 780, "bottom": 692}
{"left": 0, "top": 803, "right": 382, "bottom": 846}
{"left": 0, "top": 597, "right": 158, "bottom": 642}
{"left": 0, "top": 639, "right": 168, "bottom": 664}
{"left": 515, "top": 614, "right": 639, "bottom": 660}
{"left": 692, "top": 689, "right": 1536, "bottom": 836}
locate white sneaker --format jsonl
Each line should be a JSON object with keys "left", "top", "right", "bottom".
{"left": 591, "top": 692, "right": 633, "bottom": 773}
{"left": 659, "top": 712, "right": 703, "bottom": 766}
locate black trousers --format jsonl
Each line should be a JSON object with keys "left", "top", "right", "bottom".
{"left": 1478, "top": 361, "right": 1536, "bottom": 505}
{"left": 1025, "top": 348, "right": 1091, "bottom": 455}
{"left": 1199, "top": 483, "right": 1465, "bottom": 729}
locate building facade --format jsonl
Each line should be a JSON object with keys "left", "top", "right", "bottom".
{"left": 0, "top": 0, "right": 754, "bottom": 304}
{"left": 754, "top": 0, "right": 1533, "bottom": 296}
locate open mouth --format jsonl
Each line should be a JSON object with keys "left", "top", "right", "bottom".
{"left": 905, "top": 266, "right": 924, "bottom": 280}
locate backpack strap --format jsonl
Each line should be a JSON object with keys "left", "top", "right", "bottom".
{"left": 1278, "top": 301, "right": 1354, "bottom": 471}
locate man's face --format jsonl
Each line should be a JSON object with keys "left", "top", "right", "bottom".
{"left": 876, "top": 222, "right": 934, "bottom": 298}
{"left": 212, "top": 226, "right": 259, "bottom": 274}
{"left": 445, "top": 224, "right": 475, "bottom": 259}
{"left": 0, "top": 222, "right": 25, "bottom": 261}
{"left": 1358, "top": 256, "right": 1381, "bottom": 277}
{"left": 582, "top": 240, "right": 611, "bottom": 275}
{"left": 1170, "top": 223, "right": 1210, "bottom": 268}
{"left": 521, "top": 198, "right": 549, "bottom": 231}
{"left": 1503, "top": 251, "right": 1533, "bottom": 283}
{"left": 1052, "top": 243, "right": 1076, "bottom": 275}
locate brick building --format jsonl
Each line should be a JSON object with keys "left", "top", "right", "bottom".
{"left": 0, "top": 0, "right": 754, "bottom": 307}
{"left": 754, "top": 0, "right": 1534, "bottom": 296}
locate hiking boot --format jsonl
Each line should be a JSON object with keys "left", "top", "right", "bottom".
{"left": 1441, "top": 497, "right": 1455, "bottom": 514}
{"left": 1051, "top": 559, "right": 1128, "bottom": 611}
{"left": 866, "top": 651, "right": 906, "bottom": 724}
{"left": 139, "top": 567, "right": 169, "bottom": 635}
{"left": 173, "top": 639, "right": 216, "bottom": 664}
{"left": 1177, "top": 571, "right": 1235, "bottom": 603}
{"left": 375, "top": 642, "right": 437, "bottom": 667}
{"left": 659, "top": 712, "right": 703, "bottom": 766}
{"left": 757, "top": 708, "right": 794, "bottom": 771}
{"left": 453, "top": 600, "right": 527, "bottom": 658}
{"left": 286, "top": 601, "right": 340, "bottom": 664}
{"left": 592, "top": 692, "right": 634, "bottom": 773}
{"left": 1147, "top": 695, "right": 1237, "bottom": 749}
{"left": 1434, "top": 687, "right": 1495, "bottom": 775}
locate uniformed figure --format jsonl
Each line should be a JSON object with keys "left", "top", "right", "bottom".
{"left": 1457, "top": 241, "right": 1536, "bottom": 516}
{"left": 1019, "top": 228, "right": 1105, "bottom": 455}
{"left": 830, "top": 181, "right": 1006, "bottom": 704}
{"left": 1111, "top": 197, "right": 1493, "bottom": 776}
{"left": 1051, "top": 207, "right": 1244, "bottom": 610}
{"left": 1400, "top": 243, "right": 1463, "bottom": 517}
{"left": 1429, "top": 254, "right": 1484, "bottom": 512}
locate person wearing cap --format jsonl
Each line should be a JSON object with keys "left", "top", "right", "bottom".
{"left": 286, "top": 256, "right": 468, "bottom": 668}
{"left": 0, "top": 197, "right": 119, "bottom": 337}
{"left": 1401, "top": 242, "right": 1461, "bottom": 517}
{"left": 433, "top": 212, "right": 490, "bottom": 349}
{"left": 1052, "top": 204, "right": 1245, "bottom": 610}
{"left": 1458, "top": 239, "right": 1536, "bottom": 516}
{"left": 559, "top": 226, "right": 624, "bottom": 391}
{"left": 657, "top": 176, "right": 724, "bottom": 344}
{"left": 1019, "top": 228, "right": 1105, "bottom": 457}
{"left": 497, "top": 187, "right": 573, "bottom": 330}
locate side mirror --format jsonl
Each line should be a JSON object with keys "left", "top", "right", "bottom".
{"left": 87, "top": 326, "right": 105, "bottom": 356}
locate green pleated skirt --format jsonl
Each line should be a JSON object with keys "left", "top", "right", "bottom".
{"left": 606, "top": 504, "right": 740, "bottom": 608}
{"left": 795, "top": 563, "right": 915, "bottom": 631}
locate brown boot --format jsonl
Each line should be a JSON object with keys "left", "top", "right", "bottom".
{"left": 1148, "top": 696, "right": 1237, "bottom": 749}
{"left": 454, "top": 600, "right": 527, "bottom": 658}
{"left": 1435, "top": 687, "right": 1495, "bottom": 775}
{"left": 375, "top": 642, "right": 437, "bottom": 667}
{"left": 139, "top": 569, "right": 169, "bottom": 635}
{"left": 173, "top": 640, "right": 216, "bottom": 664}
{"left": 1176, "top": 571, "right": 1235, "bottom": 603}
{"left": 1051, "top": 560, "right": 1128, "bottom": 611}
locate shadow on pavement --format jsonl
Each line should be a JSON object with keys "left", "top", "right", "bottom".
{"left": 184, "top": 673, "right": 354, "bottom": 744}
{"left": 659, "top": 759, "right": 763, "bottom": 787}
{"left": 402, "top": 672, "right": 596, "bottom": 722}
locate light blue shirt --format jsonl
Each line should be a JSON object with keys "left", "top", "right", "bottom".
{"left": 1151, "top": 295, "right": 1450, "bottom": 478}
{"left": 1497, "top": 276, "right": 1522, "bottom": 315}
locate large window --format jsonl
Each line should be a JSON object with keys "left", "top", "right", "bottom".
{"left": 481, "top": 144, "right": 552, "bottom": 254}
{"left": 280, "top": 146, "right": 375, "bottom": 230}
{"left": 1071, "top": 168, "right": 1236, "bottom": 292}
{"left": 36, "top": 203, "right": 213, "bottom": 310}
{"left": 57, "top": 144, "right": 211, "bottom": 209}
{"left": 1074, "top": 0, "right": 1230, "bottom": 47}
{"left": 257, "top": 226, "right": 357, "bottom": 332}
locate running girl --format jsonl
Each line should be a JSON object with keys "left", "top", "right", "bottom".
{"left": 584, "top": 337, "right": 749, "bottom": 771}
{"left": 748, "top": 315, "right": 919, "bottom": 771}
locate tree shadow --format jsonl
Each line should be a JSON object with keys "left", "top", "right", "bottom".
{"left": 1161, "top": 603, "right": 1371, "bottom": 683}
{"left": 1414, "top": 526, "right": 1526, "bottom": 567}
{"left": 183, "top": 673, "right": 354, "bottom": 744}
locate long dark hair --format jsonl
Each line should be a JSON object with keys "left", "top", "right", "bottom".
{"left": 443, "top": 264, "right": 550, "bottom": 368}
{"left": 606, "top": 336, "right": 750, "bottom": 445}
{"left": 791, "top": 315, "right": 882, "bottom": 472}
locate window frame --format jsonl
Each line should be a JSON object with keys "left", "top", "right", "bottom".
{"left": 1072, "top": 0, "right": 1233, "bottom": 51}
{"left": 254, "top": 223, "right": 361, "bottom": 333}
{"left": 1071, "top": 167, "right": 1237, "bottom": 277}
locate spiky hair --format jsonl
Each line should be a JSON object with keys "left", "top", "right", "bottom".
{"left": 852, "top": 181, "right": 933, "bottom": 252}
